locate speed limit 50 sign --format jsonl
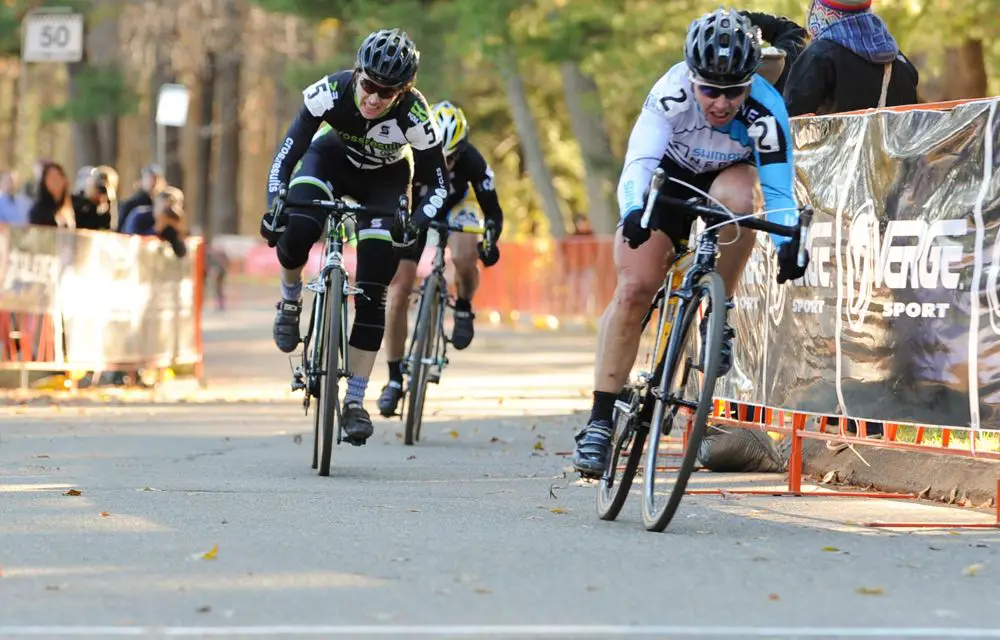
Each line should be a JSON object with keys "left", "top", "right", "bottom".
{"left": 21, "top": 11, "right": 84, "bottom": 63}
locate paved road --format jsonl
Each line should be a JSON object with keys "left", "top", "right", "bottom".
{"left": 2, "top": 284, "right": 1000, "bottom": 638}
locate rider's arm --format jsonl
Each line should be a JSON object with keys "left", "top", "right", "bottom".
{"left": 461, "top": 144, "right": 504, "bottom": 236}
{"left": 617, "top": 107, "right": 672, "bottom": 220}
{"left": 265, "top": 75, "right": 336, "bottom": 208}
{"left": 746, "top": 80, "right": 798, "bottom": 246}
{"left": 402, "top": 89, "right": 449, "bottom": 222}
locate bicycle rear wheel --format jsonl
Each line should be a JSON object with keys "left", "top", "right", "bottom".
{"left": 404, "top": 275, "right": 441, "bottom": 446}
{"left": 318, "top": 269, "right": 344, "bottom": 476}
{"left": 641, "top": 270, "right": 725, "bottom": 532}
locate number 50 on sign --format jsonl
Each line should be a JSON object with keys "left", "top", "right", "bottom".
{"left": 21, "top": 12, "right": 84, "bottom": 63}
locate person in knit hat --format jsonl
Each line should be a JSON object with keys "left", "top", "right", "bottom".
{"left": 783, "top": 0, "right": 918, "bottom": 116}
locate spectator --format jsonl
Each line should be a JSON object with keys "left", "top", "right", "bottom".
{"left": 18, "top": 158, "right": 47, "bottom": 202}
{"left": 0, "top": 170, "right": 31, "bottom": 226}
{"left": 29, "top": 162, "right": 86, "bottom": 229}
{"left": 741, "top": 12, "right": 808, "bottom": 93}
{"left": 784, "top": 0, "right": 919, "bottom": 116}
{"left": 72, "top": 166, "right": 114, "bottom": 231}
{"left": 123, "top": 186, "right": 188, "bottom": 258}
{"left": 118, "top": 164, "right": 165, "bottom": 233}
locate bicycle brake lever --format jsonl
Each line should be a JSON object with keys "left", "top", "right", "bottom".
{"left": 641, "top": 168, "right": 666, "bottom": 230}
{"left": 796, "top": 205, "right": 813, "bottom": 269}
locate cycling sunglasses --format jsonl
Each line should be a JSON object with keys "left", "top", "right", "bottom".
{"left": 695, "top": 83, "right": 749, "bottom": 100}
{"left": 357, "top": 73, "right": 404, "bottom": 100}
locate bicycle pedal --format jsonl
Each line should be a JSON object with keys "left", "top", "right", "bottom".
{"left": 343, "top": 434, "right": 370, "bottom": 447}
{"left": 291, "top": 379, "right": 306, "bottom": 392}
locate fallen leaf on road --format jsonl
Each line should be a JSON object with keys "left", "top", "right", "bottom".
{"left": 34, "top": 454, "right": 50, "bottom": 459}
{"left": 202, "top": 545, "right": 219, "bottom": 560}
{"left": 549, "top": 507, "right": 568, "bottom": 514}
{"left": 140, "top": 487, "right": 160, "bottom": 492}
{"left": 821, "top": 546, "right": 840, "bottom": 552}
{"left": 293, "top": 434, "right": 302, "bottom": 444}
{"left": 768, "top": 594, "right": 780, "bottom": 601}
{"left": 408, "top": 508, "right": 420, "bottom": 513}
{"left": 928, "top": 546, "right": 943, "bottom": 551}
{"left": 100, "top": 512, "right": 110, "bottom": 517}
{"left": 449, "top": 430, "right": 459, "bottom": 439}
{"left": 586, "top": 585, "right": 598, "bottom": 592}
{"left": 63, "top": 489, "right": 82, "bottom": 496}
{"left": 473, "top": 587, "right": 492, "bottom": 594}
{"left": 963, "top": 563, "right": 984, "bottom": 577}
{"left": 406, "top": 455, "right": 416, "bottom": 460}
{"left": 856, "top": 586, "right": 884, "bottom": 595}
{"left": 533, "top": 440, "right": 545, "bottom": 451}
{"left": 197, "top": 606, "right": 211, "bottom": 613}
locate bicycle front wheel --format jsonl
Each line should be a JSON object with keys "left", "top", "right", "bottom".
{"left": 404, "top": 276, "right": 441, "bottom": 446}
{"left": 641, "top": 270, "right": 726, "bottom": 532}
{"left": 318, "top": 269, "right": 344, "bottom": 476}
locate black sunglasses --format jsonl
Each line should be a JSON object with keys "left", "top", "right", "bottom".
{"left": 695, "top": 83, "right": 748, "bottom": 100}
{"left": 358, "top": 75, "right": 403, "bottom": 99}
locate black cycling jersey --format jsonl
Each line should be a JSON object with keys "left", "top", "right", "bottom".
{"left": 266, "top": 69, "right": 448, "bottom": 219}
{"left": 413, "top": 142, "right": 503, "bottom": 233}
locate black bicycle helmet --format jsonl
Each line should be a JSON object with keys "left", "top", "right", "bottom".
{"left": 356, "top": 28, "right": 419, "bottom": 87}
{"left": 684, "top": 8, "right": 761, "bottom": 86}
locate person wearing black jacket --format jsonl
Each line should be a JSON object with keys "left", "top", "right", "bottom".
{"left": 117, "top": 164, "right": 165, "bottom": 233}
{"left": 784, "top": 0, "right": 918, "bottom": 116}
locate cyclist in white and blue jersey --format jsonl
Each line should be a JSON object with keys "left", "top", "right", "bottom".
{"left": 572, "top": 7, "right": 810, "bottom": 478}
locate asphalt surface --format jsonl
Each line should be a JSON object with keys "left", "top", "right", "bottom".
{"left": 2, "top": 283, "right": 1000, "bottom": 639}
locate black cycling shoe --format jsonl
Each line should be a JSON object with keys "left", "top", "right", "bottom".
{"left": 377, "top": 382, "right": 403, "bottom": 417}
{"left": 571, "top": 420, "right": 613, "bottom": 478}
{"left": 273, "top": 298, "right": 302, "bottom": 354}
{"left": 451, "top": 309, "right": 475, "bottom": 350}
{"left": 343, "top": 402, "right": 374, "bottom": 445}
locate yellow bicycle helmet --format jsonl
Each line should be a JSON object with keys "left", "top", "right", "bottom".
{"left": 431, "top": 100, "right": 469, "bottom": 157}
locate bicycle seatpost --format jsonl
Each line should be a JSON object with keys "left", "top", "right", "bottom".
{"left": 641, "top": 168, "right": 666, "bottom": 230}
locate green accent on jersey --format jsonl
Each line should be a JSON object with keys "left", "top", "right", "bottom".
{"left": 311, "top": 122, "right": 334, "bottom": 142}
{"left": 409, "top": 100, "right": 428, "bottom": 123}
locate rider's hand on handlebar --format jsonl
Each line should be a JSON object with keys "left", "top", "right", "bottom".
{"left": 260, "top": 184, "right": 288, "bottom": 248}
{"left": 621, "top": 208, "right": 651, "bottom": 249}
{"left": 776, "top": 236, "right": 809, "bottom": 284}
{"left": 479, "top": 222, "right": 500, "bottom": 267}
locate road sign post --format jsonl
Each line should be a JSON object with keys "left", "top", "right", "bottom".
{"left": 155, "top": 84, "right": 191, "bottom": 173}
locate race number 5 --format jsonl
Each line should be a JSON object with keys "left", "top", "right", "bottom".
{"left": 303, "top": 77, "right": 335, "bottom": 117}
{"left": 748, "top": 115, "right": 781, "bottom": 154}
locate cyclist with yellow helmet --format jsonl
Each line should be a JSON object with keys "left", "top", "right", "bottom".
{"left": 377, "top": 100, "right": 504, "bottom": 417}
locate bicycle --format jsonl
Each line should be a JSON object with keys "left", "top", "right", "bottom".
{"left": 595, "top": 168, "right": 812, "bottom": 531}
{"left": 398, "top": 217, "right": 495, "bottom": 446}
{"left": 272, "top": 186, "right": 410, "bottom": 477}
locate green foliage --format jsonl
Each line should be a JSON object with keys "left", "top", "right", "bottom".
{"left": 42, "top": 63, "right": 138, "bottom": 124}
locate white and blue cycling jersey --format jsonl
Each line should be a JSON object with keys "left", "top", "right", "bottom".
{"left": 618, "top": 62, "right": 798, "bottom": 246}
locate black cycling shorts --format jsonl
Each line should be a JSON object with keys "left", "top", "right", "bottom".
{"left": 633, "top": 156, "right": 750, "bottom": 250}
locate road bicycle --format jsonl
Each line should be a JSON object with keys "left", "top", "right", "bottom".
{"left": 272, "top": 187, "right": 409, "bottom": 477}
{"left": 596, "top": 168, "right": 813, "bottom": 531}
{"left": 398, "top": 217, "right": 495, "bottom": 445}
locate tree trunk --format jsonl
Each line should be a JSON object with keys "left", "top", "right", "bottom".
{"left": 498, "top": 52, "right": 566, "bottom": 237}
{"left": 6, "top": 62, "right": 19, "bottom": 169}
{"left": 210, "top": 0, "right": 243, "bottom": 235}
{"left": 150, "top": 9, "right": 185, "bottom": 190}
{"left": 68, "top": 57, "right": 102, "bottom": 174}
{"left": 560, "top": 62, "right": 618, "bottom": 235}
{"left": 942, "top": 39, "right": 988, "bottom": 101}
{"left": 88, "top": 0, "right": 120, "bottom": 167}
{"left": 195, "top": 51, "right": 216, "bottom": 239}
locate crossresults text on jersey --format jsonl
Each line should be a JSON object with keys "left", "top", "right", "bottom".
{"left": 618, "top": 62, "right": 799, "bottom": 243}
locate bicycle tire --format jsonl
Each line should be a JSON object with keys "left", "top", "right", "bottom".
{"left": 596, "top": 387, "right": 648, "bottom": 521}
{"left": 404, "top": 275, "right": 440, "bottom": 446}
{"left": 318, "top": 269, "right": 344, "bottom": 476}
{"left": 641, "top": 270, "right": 725, "bottom": 532}
{"left": 305, "top": 296, "right": 320, "bottom": 470}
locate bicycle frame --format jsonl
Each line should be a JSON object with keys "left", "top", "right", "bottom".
{"left": 401, "top": 225, "right": 453, "bottom": 384}
{"left": 298, "top": 215, "right": 363, "bottom": 425}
